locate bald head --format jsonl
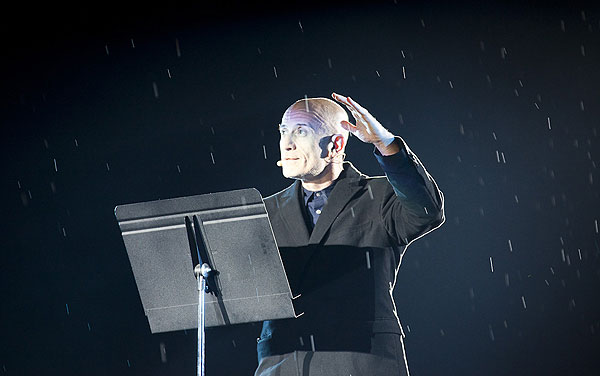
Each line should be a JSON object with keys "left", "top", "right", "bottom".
{"left": 278, "top": 97, "right": 349, "bottom": 185}
{"left": 282, "top": 97, "right": 349, "bottom": 142}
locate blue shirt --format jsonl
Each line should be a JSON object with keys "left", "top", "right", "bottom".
{"left": 302, "top": 180, "right": 338, "bottom": 231}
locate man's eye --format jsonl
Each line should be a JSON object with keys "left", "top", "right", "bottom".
{"left": 279, "top": 129, "right": 287, "bottom": 135}
{"left": 296, "top": 128, "right": 307, "bottom": 136}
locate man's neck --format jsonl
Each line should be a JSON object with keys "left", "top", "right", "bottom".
{"left": 301, "top": 164, "right": 344, "bottom": 191}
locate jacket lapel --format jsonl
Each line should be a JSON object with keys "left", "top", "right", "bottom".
{"left": 308, "top": 162, "right": 365, "bottom": 245}
{"left": 276, "top": 180, "right": 311, "bottom": 246}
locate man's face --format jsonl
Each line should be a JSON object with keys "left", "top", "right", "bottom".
{"left": 279, "top": 108, "right": 330, "bottom": 180}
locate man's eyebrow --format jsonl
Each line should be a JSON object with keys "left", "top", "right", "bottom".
{"left": 279, "top": 123, "right": 311, "bottom": 128}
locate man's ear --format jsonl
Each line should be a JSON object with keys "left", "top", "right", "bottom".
{"left": 331, "top": 134, "right": 345, "bottom": 152}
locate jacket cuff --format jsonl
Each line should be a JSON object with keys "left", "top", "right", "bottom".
{"left": 373, "top": 137, "right": 413, "bottom": 173}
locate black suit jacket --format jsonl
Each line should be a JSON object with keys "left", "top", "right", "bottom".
{"left": 257, "top": 141, "right": 445, "bottom": 359}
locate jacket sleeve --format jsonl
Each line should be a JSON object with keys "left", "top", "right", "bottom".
{"left": 374, "top": 136, "right": 445, "bottom": 246}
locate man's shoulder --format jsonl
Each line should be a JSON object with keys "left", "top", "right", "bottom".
{"left": 263, "top": 182, "right": 295, "bottom": 204}
{"left": 360, "top": 174, "right": 396, "bottom": 197}
{"left": 352, "top": 168, "right": 390, "bottom": 186}
{"left": 343, "top": 162, "right": 389, "bottom": 186}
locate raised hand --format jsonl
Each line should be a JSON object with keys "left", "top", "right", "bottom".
{"left": 331, "top": 92, "right": 396, "bottom": 149}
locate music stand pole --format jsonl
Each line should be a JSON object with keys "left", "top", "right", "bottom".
{"left": 195, "top": 263, "right": 211, "bottom": 376}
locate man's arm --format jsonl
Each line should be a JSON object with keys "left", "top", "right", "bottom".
{"left": 374, "top": 137, "right": 445, "bottom": 245}
{"left": 332, "top": 92, "right": 445, "bottom": 245}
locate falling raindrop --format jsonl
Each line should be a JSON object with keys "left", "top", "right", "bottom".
{"left": 160, "top": 342, "right": 167, "bottom": 363}
{"left": 175, "top": 38, "right": 181, "bottom": 57}
{"left": 152, "top": 82, "right": 159, "bottom": 98}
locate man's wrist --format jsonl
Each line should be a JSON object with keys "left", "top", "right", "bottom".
{"left": 374, "top": 136, "right": 401, "bottom": 156}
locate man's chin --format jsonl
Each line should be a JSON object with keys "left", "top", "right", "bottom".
{"left": 282, "top": 168, "right": 326, "bottom": 181}
{"left": 282, "top": 169, "right": 303, "bottom": 179}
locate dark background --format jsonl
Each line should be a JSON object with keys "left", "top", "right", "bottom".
{"left": 2, "top": 1, "right": 599, "bottom": 375}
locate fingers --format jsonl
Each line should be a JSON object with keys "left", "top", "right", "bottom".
{"left": 339, "top": 120, "right": 358, "bottom": 133}
{"left": 347, "top": 97, "right": 370, "bottom": 116}
{"left": 332, "top": 93, "right": 354, "bottom": 114}
{"left": 332, "top": 93, "right": 364, "bottom": 123}
{"left": 332, "top": 92, "right": 370, "bottom": 117}
{"left": 332, "top": 92, "right": 353, "bottom": 112}
{"left": 348, "top": 107, "right": 364, "bottom": 123}
{"left": 332, "top": 92, "right": 349, "bottom": 104}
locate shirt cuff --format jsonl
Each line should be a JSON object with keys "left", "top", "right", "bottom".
{"left": 373, "top": 137, "right": 412, "bottom": 174}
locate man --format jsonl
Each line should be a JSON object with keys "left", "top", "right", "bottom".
{"left": 255, "top": 93, "right": 445, "bottom": 375}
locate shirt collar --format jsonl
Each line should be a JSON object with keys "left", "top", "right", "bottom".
{"left": 302, "top": 178, "right": 338, "bottom": 205}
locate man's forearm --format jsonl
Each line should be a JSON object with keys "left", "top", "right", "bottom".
{"left": 374, "top": 136, "right": 444, "bottom": 211}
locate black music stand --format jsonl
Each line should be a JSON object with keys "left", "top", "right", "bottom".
{"left": 114, "top": 188, "right": 297, "bottom": 376}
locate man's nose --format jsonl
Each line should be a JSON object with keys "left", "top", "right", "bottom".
{"left": 281, "top": 135, "right": 295, "bottom": 150}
